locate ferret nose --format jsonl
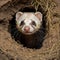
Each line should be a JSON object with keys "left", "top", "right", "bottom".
{"left": 24, "top": 26, "right": 30, "bottom": 32}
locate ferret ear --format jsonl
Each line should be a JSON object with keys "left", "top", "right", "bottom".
{"left": 16, "top": 12, "right": 23, "bottom": 21}
{"left": 35, "top": 12, "right": 42, "bottom": 21}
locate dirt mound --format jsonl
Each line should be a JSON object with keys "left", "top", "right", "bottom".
{"left": 0, "top": 0, "right": 60, "bottom": 60}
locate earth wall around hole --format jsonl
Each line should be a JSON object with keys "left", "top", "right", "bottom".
{"left": 0, "top": 0, "right": 60, "bottom": 60}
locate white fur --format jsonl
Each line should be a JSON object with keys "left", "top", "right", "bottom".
{"left": 16, "top": 12, "right": 42, "bottom": 35}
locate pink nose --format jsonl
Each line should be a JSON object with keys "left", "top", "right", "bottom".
{"left": 24, "top": 26, "right": 30, "bottom": 32}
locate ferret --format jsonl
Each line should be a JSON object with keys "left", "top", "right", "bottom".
{"left": 16, "top": 12, "right": 42, "bottom": 35}
{"left": 10, "top": 12, "right": 46, "bottom": 49}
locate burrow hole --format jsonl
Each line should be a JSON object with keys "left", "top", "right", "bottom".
{"left": 8, "top": 6, "right": 46, "bottom": 49}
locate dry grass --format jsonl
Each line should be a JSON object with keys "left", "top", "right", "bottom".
{"left": 0, "top": 0, "right": 60, "bottom": 60}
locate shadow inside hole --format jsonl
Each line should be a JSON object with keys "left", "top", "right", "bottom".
{"left": 8, "top": 7, "right": 46, "bottom": 49}
{"left": 20, "top": 7, "right": 36, "bottom": 12}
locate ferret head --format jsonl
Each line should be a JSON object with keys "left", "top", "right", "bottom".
{"left": 16, "top": 12, "right": 42, "bottom": 35}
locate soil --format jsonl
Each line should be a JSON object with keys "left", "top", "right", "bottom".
{"left": 0, "top": 0, "right": 60, "bottom": 60}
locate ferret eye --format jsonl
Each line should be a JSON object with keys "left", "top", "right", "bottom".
{"left": 20, "top": 21, "right": 24, "bottom": 26}
{"left": 32, "top": 21, "right": 36, "bottom": 26}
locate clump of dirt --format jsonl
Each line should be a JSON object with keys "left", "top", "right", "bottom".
{"left": 0, "top": 0, "right": 60, "bottom": 60}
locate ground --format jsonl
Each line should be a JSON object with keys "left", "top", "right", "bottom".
{"left": 0, "top": 0, "right": 60, "bottom": 60}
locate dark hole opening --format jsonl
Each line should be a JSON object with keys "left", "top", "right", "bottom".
{"left": 20, "top": 7, "right": 36, "bottom": 12}
{"left": 8, "top": 7, "right": 46, "bottom": 49}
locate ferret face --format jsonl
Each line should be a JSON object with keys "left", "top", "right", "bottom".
{"left": 16, "top": 12, "right": 42, "bottom": 35}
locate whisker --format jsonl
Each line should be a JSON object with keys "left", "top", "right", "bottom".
{"left": 11, "top": 28, "right": 17, "bottom": 32}
{"left": 37, "top": 30, "right": 45, "bottom": 37}
{"left": 13, "top": 30, "right": 18, "bottom": 37}
{"left": 15, "top": 31, "right": 20, "bottom": 38}
{"left": 40, "top": 27, "right": 46, "bottom": 31}
{"left": 39, "top": 30, "right": 45, "bottom": 34}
